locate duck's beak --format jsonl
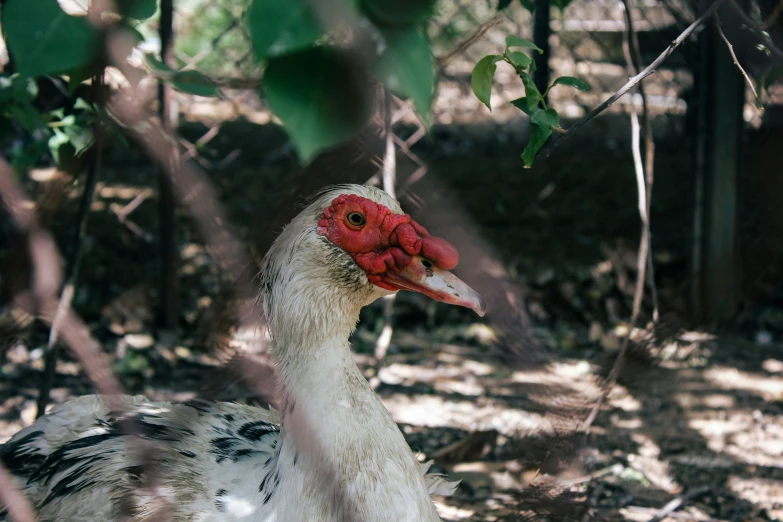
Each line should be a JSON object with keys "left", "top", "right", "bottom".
{"left": 383, "top": 256, "right": 486, "bottom": 317}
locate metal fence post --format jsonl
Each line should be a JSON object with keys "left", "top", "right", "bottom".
{"left": 533, "top": 0, "right": 551, "bottom": 95}
{"left": 158, "top": 0, "right": 179, "bottom": 330}
{"left": 692, "top": 1, "right": 745, "bottom": 322}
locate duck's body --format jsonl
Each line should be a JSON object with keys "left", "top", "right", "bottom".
{"left": 2, "top": 394, "right": 452, "bottom": 521}
{"left": 1, "top": 185, "right": 483, "bottom": 521}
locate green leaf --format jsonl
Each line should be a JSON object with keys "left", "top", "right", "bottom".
{"left": 9, "top": 104, "right": 44, "bottom": 131}
{"left": 14, "top": 75, "right": 39, "bottom": 99}
{"left": 362, "top": 0, "right": 436, "bottom": 27}
{"left": 48, "top": 129, "right": 71, "bottom": 164}
{"left": 550, "top": 76, "right": 591, "bottom": 91}
{"left": 2, "top": 0, "right": 100, "bottom": 77}
{"left": 64, "top": 124, "right": 95, "bottom": 156}
{"left": 471, "top": 55, "right": 502, "bottom": 110}
{"left": 263, "top": 48, "right": 372, "bottom": 163}
{"left": 521, "top": 73, "right": 541, "bottom": 108}
{"left": 143, "top": 54, "right": 219, "bottom": 96}
{"left": 498, "top": 0, "right": 512, "bottom": 10}
{"left": 64, "top": 19, "right": 144, "bottom": 91}
{"left": 511, "top": 99, "right": 558, "bottom": 135}
{"left": 507, "top": 51, "right": 532, "bottom": 69}
{"left": 144, "top": 54, "right": 172, "bottom": 73}
{"left": 117, "top": 0, "right": 158, "bottom": 19}
{"left": 246, "top": 0, "right": 322, "bottom": 61}
{"left": 373, "top": 27, "right": 436, "bottom": 125}
{"left": 171, "top": 71, "right": 220, "bottom": 97}
{"left": 531, "top": 108, "right": 559, "bottom": 129}
{"left": 73, "top": 98, "right": 96, "bottom": 112}
{"left": 67, "top": 63, "right": 101, "bottom": 91}
{"left": 511, "top": 97, "right": 534, "bottom": 115}
{"left": 505, "top": 35, "right": 543, "bottom": 54}
{"left": 521, "top": 123, "right": 552, "bottom": 167}
{"left": 511, "top": 98, "right": 545, "bottom": 126}
{"left": 551, "top": 0, "right": 573, "bottom": 12}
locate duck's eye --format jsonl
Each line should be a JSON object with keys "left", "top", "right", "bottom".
{"left": 346, "top": 212, "right": 366, "bottom": 227}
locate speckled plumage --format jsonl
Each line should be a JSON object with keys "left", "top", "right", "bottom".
{"left": 1, "top": 185, "right": 460, "bottom": 521}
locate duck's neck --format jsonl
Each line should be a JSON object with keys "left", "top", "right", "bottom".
{"left": 271, "top": 323, "right": 440, "bottom": 520}
{"left": 275, "top": 330, "right": 406, "bottom": 462}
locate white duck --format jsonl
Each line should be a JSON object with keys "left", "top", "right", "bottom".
{"left": 0, "top": 184, "right": 485, "bottom": 522}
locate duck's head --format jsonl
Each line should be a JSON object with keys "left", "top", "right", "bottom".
{"left": 261, "top": 185, "right": 485, "bottom": 341}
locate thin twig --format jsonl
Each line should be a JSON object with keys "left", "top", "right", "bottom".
{"left": 625, "top": 506, "right": 723, "bottom": 521}
{"left": 437, "top": 13, "right": 505, "bottom": 67}
{"left": 630, "top": 110, "right": 651, "bottom": 325}
{"left": 580, "top": 0, "right": 658, "bottom": 434}
{"left": 646, "top": 485, "right": 710, "bottom": 522}
{"left": 715, "top": 13, "right": 759, "bottom": 101}
{"left": 563, "top": 463, "right": 624, "bottom": 486}
{"left": 38, "top": 74, "right": 105, "bottom": 419}
{"left": 110, "top": 189, "right": 155, "bottom": 241}
{"left": 539, "top": 0, "right": 727, "bottom": 160}
{"left": 622, "top": 0, "right": 659, "bottom": 322}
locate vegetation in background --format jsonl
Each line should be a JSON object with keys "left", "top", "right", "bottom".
{"left": 0, "top": 0, "right": 152, "bottom": 173}
{"left": 0, "top": 73, "right": 97, "bottom": 174}
{"left": 1, "top": 0, "right": 441, "bottom": 164}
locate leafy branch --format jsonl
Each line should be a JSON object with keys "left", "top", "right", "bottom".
{"left": 2, "top": 0, "right": 441, "bottom": 164}
{"left": 538, "top": 0, "right": 728, "bottom": 160}
{"left": 470, "top": 35, "right": 589, "bottom": 167}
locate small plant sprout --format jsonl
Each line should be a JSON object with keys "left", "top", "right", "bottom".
{"left": 471, "top": 35, "right": 590, "bottom": 167}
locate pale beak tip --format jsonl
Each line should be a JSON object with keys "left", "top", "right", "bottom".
{"left": 473, "top": 297, "right": 487, "bottom": 317}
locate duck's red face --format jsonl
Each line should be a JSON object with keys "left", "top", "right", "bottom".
{"left": 317, "top": 194, "right": 485, "bottom": 316}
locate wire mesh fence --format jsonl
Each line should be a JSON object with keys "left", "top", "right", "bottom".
{"left": 2, "top": 0, "right": 783, "bottom": 519}
{"left": 160, "top": 0, "right": 698, "bottom": 155}
{"left": 2, "top": 0, "right": 780, "bottom": 376}
{"left": 0, "top": 1, "right": 780, "bottom": 378}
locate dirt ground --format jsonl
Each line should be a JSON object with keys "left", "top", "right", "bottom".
{"left": 1, "top": 112, "right": 782, "bottom": 521}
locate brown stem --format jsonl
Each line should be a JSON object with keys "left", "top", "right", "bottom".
{"left": 580, "top": 0, "right": 659, "bottom": 434}
{"left": 621, "top": 0, "right": 659, "bottom": 322}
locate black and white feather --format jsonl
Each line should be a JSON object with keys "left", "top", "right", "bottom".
{"left": 0, "top": 186, "right": 459, "bottom": 522}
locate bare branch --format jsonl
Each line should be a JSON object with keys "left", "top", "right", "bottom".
{"left": 437, "top": 13, "right": 505, "bottom": 68}
{"left": 580, "top": 0, "right": 658, "bottom": 434}
{"left": 540, "top": 0, "right": 727, "bottom": 160}
{"left": 646, "top": 485, "right": 711, "bottom": 522}
{"left": 621, "top": 0, "right": 659, "bottom": 322}
{"left": 715, "top": 13, "right": 759, "bottom": 101}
